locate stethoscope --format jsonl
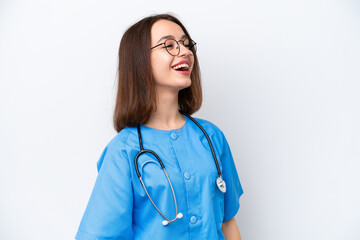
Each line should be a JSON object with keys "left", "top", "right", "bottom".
{"left": 134, "top": 113, "right": 226, "bottom": 226}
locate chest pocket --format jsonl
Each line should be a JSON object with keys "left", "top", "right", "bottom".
{"left": 209, "top": 174, "right": 225, "bottom": 223}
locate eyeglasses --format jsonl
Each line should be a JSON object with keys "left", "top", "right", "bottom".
{"left": 150, "top": 38, "right": 197, "bottom": 56}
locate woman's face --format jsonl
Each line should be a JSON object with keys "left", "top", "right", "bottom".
{"left": 150, "top": 19, "right": 194, "bottom": 94}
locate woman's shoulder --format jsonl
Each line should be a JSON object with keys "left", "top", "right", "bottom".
{"left": 189, "top": 116, "right": 230, "bottom": 152}
{"left": 96, "top": 127, "right": 137, "bottom": 171}
{"left": 107, "top": 126, "right": 137, "bottom": 148}
{"left": 191, "top": 116, "right": 224, "bottom": 136}
{"left": 190, "top": 116, "right": 228, "bottom": 144}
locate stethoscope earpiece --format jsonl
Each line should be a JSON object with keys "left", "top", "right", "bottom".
{"left": 162, "top": 213, "right": 183, "bottom": 226}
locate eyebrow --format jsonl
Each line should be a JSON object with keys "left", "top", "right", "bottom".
{"left": 157, "top": 34, "right": 188, "bottom": 43}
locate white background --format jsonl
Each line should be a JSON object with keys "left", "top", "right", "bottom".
{"left": 1, "top": 0, "right": 359, "bottom": 239}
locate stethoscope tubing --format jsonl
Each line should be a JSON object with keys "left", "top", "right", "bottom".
{"left": 134, "top": 113, "right": 224, "bottom": 226}
{"left": 134, "top": 113, "right": 222, "bottom": 178}
{"left": 182, "top": 113, "right": 222, "bottom": 177}
{"left": 135, "top": 126, "right": 181, "bottom": 223}
{"left": 139, "top": 170, "right": 179, "bottom": 223}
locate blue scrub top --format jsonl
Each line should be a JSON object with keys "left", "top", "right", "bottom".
{"left": 76, "top": 116, "right": 243, "bottom": 240}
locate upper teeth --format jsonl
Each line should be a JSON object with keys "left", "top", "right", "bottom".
{"left": 173, "top": 63, "right": 189, "bottom": 70}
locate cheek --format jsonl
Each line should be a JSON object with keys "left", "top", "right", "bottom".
{"left": 151, "top": 54, "right": 172, "bottom": 77}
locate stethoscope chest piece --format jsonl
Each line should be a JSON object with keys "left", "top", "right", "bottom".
{"left": 216, "top": 176, "right": 226, "bottom": 193}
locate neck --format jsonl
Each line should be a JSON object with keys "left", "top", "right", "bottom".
{"left": 144, "top": 89, "right": 185, "bottom": 130}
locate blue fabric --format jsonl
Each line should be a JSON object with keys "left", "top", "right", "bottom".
{"left": 75, "top": 116, "right": 243, "bottom": 240}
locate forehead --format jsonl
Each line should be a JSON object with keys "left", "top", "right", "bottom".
{"left": 151, "top": 19, "right": 186, "bottom": 44}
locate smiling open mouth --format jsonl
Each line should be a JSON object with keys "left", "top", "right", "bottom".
{"left": 172, "top": 63, "right": 189, "bottom": 71}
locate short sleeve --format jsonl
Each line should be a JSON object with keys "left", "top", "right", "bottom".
{"left": 220, "top": 131, "right": 244, "bottom": 222}
{"left": 75, "top": 140, "right": 133, "bottom": 240}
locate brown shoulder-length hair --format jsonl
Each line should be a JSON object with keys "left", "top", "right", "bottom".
{"left": 113, "top": 13, "right": 202, "bottom": 132}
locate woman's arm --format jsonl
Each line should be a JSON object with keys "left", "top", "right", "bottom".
{"left": 221, "top": 217, "right": 242, "bottom": 240}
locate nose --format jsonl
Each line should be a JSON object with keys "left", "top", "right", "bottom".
{"left": 178, "top": 42, "right": 193, "bottom": 57}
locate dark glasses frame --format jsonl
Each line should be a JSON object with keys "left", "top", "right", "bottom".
{"left": 150, "top": 38, "right": 197, "bottom": 56}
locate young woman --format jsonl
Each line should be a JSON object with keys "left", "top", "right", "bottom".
{"left": 75, "top": 14, "right": 243, "bottom": 240}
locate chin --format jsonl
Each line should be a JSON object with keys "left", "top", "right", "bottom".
{"left": 156, "top": 76, "right": 192, "bottom": 92}
{"left": 179, "top": 78, "right": 192, "bottom": 89}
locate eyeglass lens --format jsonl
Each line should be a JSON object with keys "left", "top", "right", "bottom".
{"left": 164, "top": 39, "right": 196, "bottom": 56}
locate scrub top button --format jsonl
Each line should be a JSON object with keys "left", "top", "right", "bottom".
{"left": 170, "top": 132, "right": 178, "bottom": 140}
{"left": 190, "top": 216, "right": 197, "bottom": 224}
{"left": 184, "top": 172, "right": 190, "bottom": 180}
